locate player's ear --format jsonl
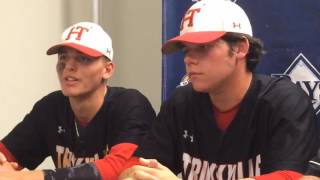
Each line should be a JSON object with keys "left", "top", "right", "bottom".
{"left": 235, "top": 37, "right": 249, "bottom": 59}
{"left": 102, "top": 58, "right": 114, "bottom": 80}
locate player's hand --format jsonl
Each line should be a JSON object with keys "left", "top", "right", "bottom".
{"left": 0, "top": 162, "right": 16, "bottom": 173}
{"left": 0, "top": 154, "right": 18, "bottom": 171}
{"left": 0, "top": 172, "right": 22, "bottom": 180}
{"left": 0, "top": 152, "right": 7, "bottom": 164}
{"left": 119, "top": 158, "right": 180, "bottom": 180}
{"left": 300, "top": 176, "right": 320, "bottom": 180}
{"left": 0, "top": 152, "right": 18, "bottom": 171}
{"left": 138, "top": 158, "right": 160, "bottom": 168}
{"left": 0, "top": 170, "right": 42, "bottom": 180}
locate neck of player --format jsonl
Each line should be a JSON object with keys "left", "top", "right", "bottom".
{"left": 210, "top": 68, "right": 252, "bottom": 112}
{"left": 69, "top": 85, "right": 107, "bottom": 123}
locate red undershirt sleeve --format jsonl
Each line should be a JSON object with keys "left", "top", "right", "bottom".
{"left": 0, "top": 142, "right": 17, "bottom": 162}
{"left": 254, "top": 170, "right": 303, "bottom": 180}
{"left": 94, "top": 143, "right": 140, "bottom": 180}
{"left": 0, "top": 142, "right": 23, "bottom": 169}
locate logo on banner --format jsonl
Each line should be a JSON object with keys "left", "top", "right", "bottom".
{"left": 272, "top": 53, "right": 320, "bottom": 115}
{"left": 178, "top": 74, "right": 191, "bottom": 87}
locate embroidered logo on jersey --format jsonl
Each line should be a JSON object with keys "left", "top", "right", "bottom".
{"left": 183, "top": 130, "right": 194, "bottom": 143}
{"left": 271, "top": 53, "right": 320, "bottom": 115}
{"left": 57, "top": 126, "right": 66, "bottom": 134}
{"left": 56, "top": 145, "right": 100, "bottom": 168}
{"left": 182, "top": 152, "right": 261, "bottom": 179}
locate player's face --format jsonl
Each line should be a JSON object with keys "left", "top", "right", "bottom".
{"left": 183, "top": 39, "right": 238, "bottom": 93}
{"left": 56, "top": 47, "right": 113, "bottom": 97}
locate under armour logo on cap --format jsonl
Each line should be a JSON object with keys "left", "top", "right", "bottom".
{"left": 46, "top": 22, "right": 114, "bottom": 61}
{"left": 233, "top": 22, "right": 242, "bottom": 29}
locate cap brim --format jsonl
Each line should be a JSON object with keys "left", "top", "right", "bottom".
{"left": 46, "top": 43, "right": 103, "bottom": 58}
{"left": 162, "top": 31, "right": 226, "bottom": 54}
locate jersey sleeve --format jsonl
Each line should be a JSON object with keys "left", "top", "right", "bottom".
{"left": 107, "top": 89, "right": 156, "bottom": 146}
{"left": 1, "top": 100, "right": 49, "bottom": 169}
{"left": 43, "top": 143, "right": 140, "bottom": 180}
{"left": 94, "top": 143, "right": 139, "bottom": 180}
{"left": 134, "top": 94, "right": 181, "bottom": 174}
{"left": 90, "top": 88, "right": 156, "bottom": 179}
{"left": 254, "top": 170, "right": 302, "bottom": 180}
{"left": 261, "top": 82, "right": 319, "bottom": 173}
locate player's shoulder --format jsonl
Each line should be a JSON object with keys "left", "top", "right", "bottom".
{"left": 34, "top": 90, "right": 66, "bottom": 106}
{"left": 106, "top": 86, "right": 152, "bottom": 106}
{"left": 26, "top": 90, "right": 68, "bottom": 117}
{"left": 166, "top": 84, "right": 204, "bottom": 105}
{"left": 107, "top": 86, "right": 146, "bottom": 99}
{"left": 255, "top": 74, "right": 308, "bottom": 101}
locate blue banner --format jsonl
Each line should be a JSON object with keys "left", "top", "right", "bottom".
{"left": 162, "top": 0, "right": 320, "bottom": 120}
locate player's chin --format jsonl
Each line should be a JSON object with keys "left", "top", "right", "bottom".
{"left": 191, "top": 83, "right": 211, "bottom": 93}
{"left": 61, "top": 88, "right": 82, "bottom": 97}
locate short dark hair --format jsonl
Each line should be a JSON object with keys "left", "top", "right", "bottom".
{"left": 221, "top": 32, "right": 265, "bottom": 72}
{"left": 102, "top": 55, "right": 112, "bottom": 62}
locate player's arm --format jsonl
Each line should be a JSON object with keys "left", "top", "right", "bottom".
{"left": 252, "top": 170, "right": 303, "bottom": 180}
{"left": 254, "top": 83, "right": 319, "bottom": 179}
{"left": 119, "top": 93, "right": 185, "bottom": 180}
{"left": 119, "top": 158, "right": 180, "bottom": 180}
{"left": 300, "top": 176, "right": 320, "bottom": 180}
{"left": 305, "top": 148, "right": 320, "bottom": 177}
{"left": 0, "top": 143, "right": 138, "bottom": 180}
{"left": 298, "top": 148, "right": 320, "bottom": 180}
{"left": 0, "top": 143, "right": 21, "bottom": 170}
{"left": 0, "top": 154, "right": 42, "bottom": 180}
{"left": 118, "top": 160, "right": 303, "bottom": 180}
{"left": 41, "top": 143, "right": 139, "bottom": 180}
{"left": 0, "top": 167, "right": 44, "bottom": 180}
{"left": 1, "top": 96, "right": 58, "bottom": 170}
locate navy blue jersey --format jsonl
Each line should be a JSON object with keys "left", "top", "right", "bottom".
{"left": 135, "top": 74, "right": 319, "bottom": 179}
{"left": 2, "top": 86, "right": 155, "bottom": 169}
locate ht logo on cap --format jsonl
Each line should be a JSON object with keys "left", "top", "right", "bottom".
{"left": 65, "top": 26, "right": 89, "bottom": 41}
{"left": 180, "top": 8, "right": 201, "bottom": 31}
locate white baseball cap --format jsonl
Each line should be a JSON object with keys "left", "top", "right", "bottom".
{"left": 47, "top": 22, "right": 114, "bottom": 61}
{"left": 162, "top": 0, "right": 252, "bottom": 54}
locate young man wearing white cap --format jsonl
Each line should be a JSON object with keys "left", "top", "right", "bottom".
{"left": 0, "top": 22, "right": 155, "bottom": 179}
{"left": 118, "top": 0, "right": 318, "bottom": 180}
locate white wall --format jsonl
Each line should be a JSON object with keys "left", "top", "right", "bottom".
{"left": 0, "top": 0, "right": 161, "bottom": 169}
{"left": 102, "top": 0, "right": 162, "bottom": 112}
{"left": 0, "top": 0, "right": 65, "bottom": 169}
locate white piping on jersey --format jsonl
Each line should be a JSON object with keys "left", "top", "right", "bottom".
{"left": 74, "top": 120, "right": 80, "bottom": 138}
{"left": 309, "top": 160, "right": 320, "bottom": 166}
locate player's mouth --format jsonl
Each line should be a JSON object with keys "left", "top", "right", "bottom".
{"left": 63, "top": 76, "right": 80, "bottom": 86}
{"left": 188, "top": 72, "right": 202, "bottom": 77}
{"left": 188, "top": 72, "right": 203, "bottom": 82}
